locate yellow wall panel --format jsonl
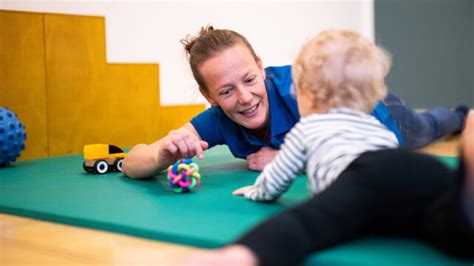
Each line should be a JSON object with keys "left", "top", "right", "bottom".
{"left": 1, "top": 10, "right": 205, "bottom": 159}
{"left": 44, "top": 14, "right": 161, "bottom": 156}
{"left": 0, "top": 10, "right": 48, "bottom": 160}
{"left": 157, "top": 105, "right": 205, "bottom": 139}
{"left": 44, "top": 13, "right": 204, "bottom": 156}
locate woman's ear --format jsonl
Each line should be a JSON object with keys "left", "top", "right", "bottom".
{"left": 201, "top": 88, "right": 218, "bottom": 106}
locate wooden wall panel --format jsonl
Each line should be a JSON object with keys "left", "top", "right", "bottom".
{"left": 44, "top": 13, "right": 204, "bottom": 156}
{"left": 44, "top": 14, "right": 160, "bottom": 156}
{"left": 157, "top": 105, "right": 206, "bottom": 139}
{"left": 0, "top": 10, "right": 48, "bottom": 160}
{"left": 1, "top": 10, "right": 204, "bottom": 159}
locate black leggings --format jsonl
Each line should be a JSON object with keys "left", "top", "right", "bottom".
{"left": 235, "top": 149, "right": 474, "bottom": 266}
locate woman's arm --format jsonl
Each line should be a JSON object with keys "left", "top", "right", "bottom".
{"left": 246, "top": 147, "right": 278, "bottom": 171}
{"left": 121, "top": 123, "right": 208, "bottom": 179}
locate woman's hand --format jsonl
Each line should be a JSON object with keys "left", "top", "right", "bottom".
{"left": 122, "top": 123, "right": 207, "bottom": 179}
{"left": 158, "top": 126, "right": 209, "bottom": 165}
{"left": 246, "top": 147, "right": 278, "bottom": 171}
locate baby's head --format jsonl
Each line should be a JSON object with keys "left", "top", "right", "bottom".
{"left": 292, "top": 30, "right": 391, "bottom": 115}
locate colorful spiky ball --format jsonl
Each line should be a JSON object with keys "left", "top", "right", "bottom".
{"left": 167, "top": 159, "right": 201, "bottom": 193}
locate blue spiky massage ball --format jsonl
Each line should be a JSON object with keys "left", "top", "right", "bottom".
{"left": 0, "top": 107, "right": 27, "bottom": 166}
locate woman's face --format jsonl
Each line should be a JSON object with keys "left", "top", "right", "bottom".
{"left": 199, "top": 44, "right": 269, "bottom": 130}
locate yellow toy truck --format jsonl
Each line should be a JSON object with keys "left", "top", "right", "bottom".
{"left": 83, "top": 144, "right": 126, "bottom": 174}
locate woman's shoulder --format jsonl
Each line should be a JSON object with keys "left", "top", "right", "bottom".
{"left": 264, "top": 65, "right": 292, "bottom": 83}
{"left": 264, "top": 65, "right": 291, "bottom": 74}
{"left": 191, "top": 106, "right": 226, "bottom": 126}
{"left": 264, "top": 65, "right": 293, "bottom": 96}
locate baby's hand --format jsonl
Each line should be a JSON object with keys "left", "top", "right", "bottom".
{"left": 232, "top": 186, "right": 254, "bottom": 196}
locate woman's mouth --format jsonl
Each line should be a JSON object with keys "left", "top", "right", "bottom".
{"left": 239, "top": 103, "right": 259, "bottom": 118}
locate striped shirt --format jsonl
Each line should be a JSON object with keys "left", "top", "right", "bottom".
{"left": 244, "top": 108, "right": 399, "bottom": 201}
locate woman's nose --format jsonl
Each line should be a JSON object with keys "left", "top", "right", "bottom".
{"left": 237, "top": 88, "right": 252, "bottom": 104}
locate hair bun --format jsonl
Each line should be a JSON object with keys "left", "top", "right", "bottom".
{"left": 201, "top": 25, "right": 214, "bottom": 33}
{"left": 181, "top": 25, "right": 215, "bottom": 55}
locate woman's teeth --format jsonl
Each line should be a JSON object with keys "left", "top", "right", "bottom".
{"left": 241, "top": 104, "right": 258, "bottom": 114}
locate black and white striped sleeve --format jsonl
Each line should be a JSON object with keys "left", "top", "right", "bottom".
{"left": 244, "top": 123, "right": 307, "bottom": 201}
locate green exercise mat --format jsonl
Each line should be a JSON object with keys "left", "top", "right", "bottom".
{"left": 0, "top": 146, "right": 469, "bottom": 265}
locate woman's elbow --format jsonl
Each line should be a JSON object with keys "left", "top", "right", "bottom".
{"left": 121, "top": 144, "right": 150, "bottom": 179}
{"left": 121, "top": 158, "right": 140, "bottom": 179}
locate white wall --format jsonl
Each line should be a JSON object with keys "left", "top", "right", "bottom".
{"left": 1, "top": 0, "right": 374, "bottom": 106}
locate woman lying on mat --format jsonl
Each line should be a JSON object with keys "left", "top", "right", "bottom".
{"left": 181, "top": 30, "right": 474, "bottom": 266}
{"left": 122, "top": 25, "right": 468, "bottom": 179}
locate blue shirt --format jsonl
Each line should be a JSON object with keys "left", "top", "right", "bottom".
{"left": 372, "top": 101, "right": 403, "bottom": 145}
{"left": 191, "top": 65, "right": 402, "bottom": 159}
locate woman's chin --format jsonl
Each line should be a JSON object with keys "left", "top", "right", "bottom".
{"left": 233, "top": 110, "right": 268, "bottom": 130}
{"left": 242, "top": 119, "right": 267, "bottom": 130}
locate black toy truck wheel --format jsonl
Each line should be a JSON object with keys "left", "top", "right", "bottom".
{"left": 94, "top": 160, "right": 109, "bottom": 174}
{"left": 114, "top": 158, "right": 123, "bottom": 172}
{"left": 83, "top": 162, "right": 94, "bottom": 173}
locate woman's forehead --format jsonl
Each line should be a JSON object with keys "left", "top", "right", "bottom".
{"left": 200, "top": 45, "right": 260, "bottom": 88}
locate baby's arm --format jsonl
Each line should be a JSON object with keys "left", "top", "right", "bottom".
{"left": 234, "top": 125, "right": 306, "bottom": 201}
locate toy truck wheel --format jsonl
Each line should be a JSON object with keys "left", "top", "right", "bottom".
{"left": 94, "top": 160, "right": 109, "bottom": 174}
{"left": 114, "top": 158, "right": 123, "bottom": 172}
{"left": 83, "top": 162, "right": 94, "bottom": 173}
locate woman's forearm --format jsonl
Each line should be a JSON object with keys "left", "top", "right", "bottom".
{"left": 122, "top": 143, "right": 166, "bottom": 179}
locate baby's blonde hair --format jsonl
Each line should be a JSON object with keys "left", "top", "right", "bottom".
{"left": 292, "top": 30, "right": 391, "bottom": 113}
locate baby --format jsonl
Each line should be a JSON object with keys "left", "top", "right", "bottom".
{"left": 234, "top": 29, "right": 398, "bottom": 201}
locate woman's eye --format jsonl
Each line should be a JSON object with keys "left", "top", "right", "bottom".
{"left": 220, "top": 88, "right": 233, "bottom": 96}
{"left": 245, "top": 76, "right": 256, "bottom": 83}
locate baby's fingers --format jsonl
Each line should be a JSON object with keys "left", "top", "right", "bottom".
{"left": 232, "top": 186, "right": 253, "bottom": 196}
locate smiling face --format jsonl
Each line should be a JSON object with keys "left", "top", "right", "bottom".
{"left": 199, "top": 44, "right": 269, "bottom": 130}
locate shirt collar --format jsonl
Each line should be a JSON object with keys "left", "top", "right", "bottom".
{"left": 266, "top": 78, "right": 298, "bottom": 139}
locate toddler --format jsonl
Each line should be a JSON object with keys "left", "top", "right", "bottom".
{"left": 234, "top": 30, "right": 398, "bottom": 201}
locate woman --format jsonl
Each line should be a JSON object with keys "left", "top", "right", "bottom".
{"left": 121, "top": 26, "right": 467, "bottom": 179}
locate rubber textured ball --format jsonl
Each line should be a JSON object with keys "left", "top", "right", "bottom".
{"left": 0, "top": 107, "right": 27, "bottom": 166}
{"left": 167, "top": 159, "right": 201, "bottom": 193}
